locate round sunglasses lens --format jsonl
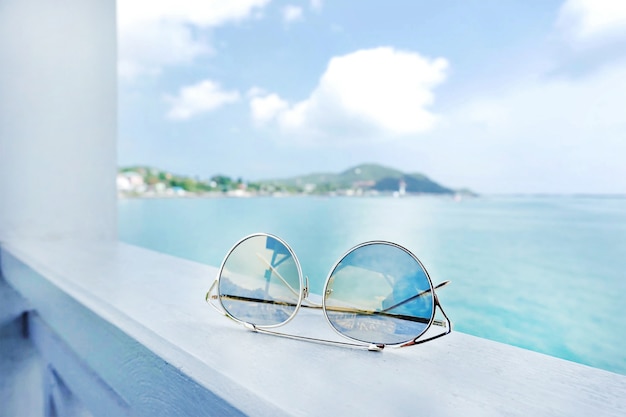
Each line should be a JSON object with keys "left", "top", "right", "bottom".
{"left": 324, "top": 243, "right": 434, "bottom": 345}
{"left": 218, "top": 235, "right": 301, "bottom": 326}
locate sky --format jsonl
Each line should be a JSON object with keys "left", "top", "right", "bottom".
{"left": 117, "top": 0, "right": 626, "bottom": 194}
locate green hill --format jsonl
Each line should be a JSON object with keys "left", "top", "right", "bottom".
{"left": 119, "top": 163, "right": 468, "bottom": 196}
{"left": 337, "top": 163, "right": 405, "bottom": 185}
{"left": 262, "top": 163, "right": 455, "bottom": 194}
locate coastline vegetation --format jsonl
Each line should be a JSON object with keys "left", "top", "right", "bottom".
{"left": 117, "top": 163, "right": 475, "bottom": 198}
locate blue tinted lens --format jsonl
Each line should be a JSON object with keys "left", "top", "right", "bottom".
{"left": 219, "top": 235, "right": 301, "bottom": 326}
{"left": 324, "top": 242, "right": 434, "bottom": 345}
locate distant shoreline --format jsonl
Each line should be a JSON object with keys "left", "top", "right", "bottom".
{"left": 117, "top": 192, "right": 626, "bottom": 200}
{"left": 117, "top": 191, "right": 471, "bottom": 200}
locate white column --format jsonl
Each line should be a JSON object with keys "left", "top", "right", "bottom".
{"left": 0, "top": 0, "right": 117, "bottom": 241}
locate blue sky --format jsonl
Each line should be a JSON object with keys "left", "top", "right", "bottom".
{"left": 117, "top": 0, "right": 626, "bottom": 194}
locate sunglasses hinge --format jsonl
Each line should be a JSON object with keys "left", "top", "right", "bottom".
{"left": 244, "top": 323, "right": 258, "bottom": 332}
{"left": 368, "top": 344, "right": 385, "bottom": 351}
{"left": 303, "top": 276, "right": 310, "bottom": 298}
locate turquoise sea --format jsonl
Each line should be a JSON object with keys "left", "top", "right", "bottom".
{"left": 118, "top": 195, "right": 626, "bottom": 375}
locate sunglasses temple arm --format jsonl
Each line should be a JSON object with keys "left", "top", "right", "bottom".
{"left": 248, "top": 325, "right": 384, "bottom": 351}
{"left": 208, "top": 292, "right": 448, "bottom": 350}
{"left": 216, "top": 294, "right": 433, "bottom": 326}
{"left": 401, "top": 296, "right": 452, "bottom": 347}
{"left": 435, "top": 280, "right": 451, "bottom": 290}
{"left": 380, "top": 280, "right": 451, "bottom": 313}
{"left": 205, "top": 279, "right": 230, "bottom": 316}
{"left": 430, "top": 281, "right": 451, "bottom": 328}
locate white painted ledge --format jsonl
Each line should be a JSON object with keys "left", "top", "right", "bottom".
{"left": 2, "top": 239, "right": 625, "bottom": 417}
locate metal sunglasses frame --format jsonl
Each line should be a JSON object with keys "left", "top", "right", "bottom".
{"left": 206, "top": 233, "right": 452, "bottom": 351}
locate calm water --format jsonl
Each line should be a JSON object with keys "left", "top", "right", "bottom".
{"left": 118, "top": 195, "right": 626, "bottom": 375}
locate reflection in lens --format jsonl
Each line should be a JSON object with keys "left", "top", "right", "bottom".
{"left": 218, "top": 234, "right": 302, "bottom": 326}
{"left": 324, "top": 243, "right": 434, "bottom": 345}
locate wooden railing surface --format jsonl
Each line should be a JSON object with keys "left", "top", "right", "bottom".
{"left": 1, "top": 239, "right": 625, "bottom": 417}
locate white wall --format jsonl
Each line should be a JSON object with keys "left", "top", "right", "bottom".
{"left": 0, "top": 0, "right": 117, "bottom": 241}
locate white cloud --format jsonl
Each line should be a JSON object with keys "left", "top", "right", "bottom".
{"left": 165, "top": 80, "right": 240, "bottom": 120}
{"left": 416, "top": 4, "right": 626, "bottom": 194}
{"left": 283, "top": 5, "right": 303, "bottom": 23}
{"left": 246, "top": 86, "right": 267, "bottom": 98}
{"left": 250, "top": 93, "right": 289, "bottom": 123}
{"left": 557, "top": 0, "right": 626, "bottom": 44}
{"left": 250, "top": 47, "right": 448, "bottom": 140}
{"left": 117, "top": 19, "right": 211, "bottom": 79}
{"left": 460, "top": 63, "right": 626, "bottom": 134}
{"left": 117, "top": 0, "right": 271, "bottom": 79}
{"left": 433, "top": 59, "right": 626, "bottom": 193}
{"left": 310, "top": 0, "right": 323, "bottom": 12}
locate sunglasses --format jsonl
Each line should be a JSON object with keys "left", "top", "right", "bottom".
{"left": 206, "top": 233, "right": 451, "bottom": 351}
